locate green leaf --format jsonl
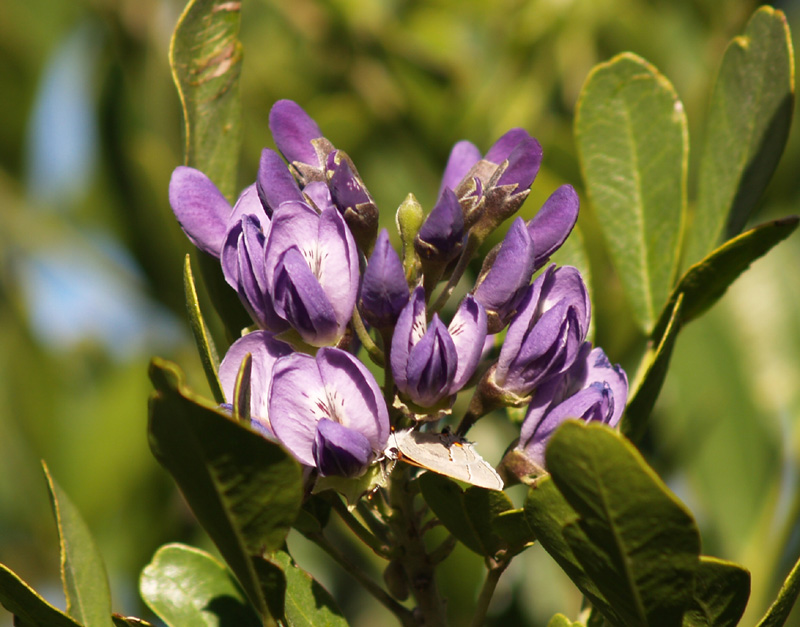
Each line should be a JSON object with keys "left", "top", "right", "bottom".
{"left": 622, "top": 294, "right": 684, "bottom": 445}
{"left": 653, "top": 216, "right": 799, "bottom": 341}
{"left": 183, "top": 254, "right": 224, "bottom": 405}
{"left": 546, "top": 421, "right": 701, "bottom": 627}
{"left": 112, "top": 617, "right": 155, "bottom": 627}
{"left": 491, "top": 508, "right": 536, "bottom": 555}
{"left": 418, "top": 473, "right": 513, "bottom": 556}
{"left": 755, "top": 549, "right": 800, "bottom": 627}
{"left": 170, "top": 0, "right": 242, "bottom": 201}
{"left": 140, "top": 543, "right": 261, "bottom": 627}
{"left": 576, "top": 52, "right": 688, "bottom": 333}
{"left": 148, "top": 358, "right": 304, "bottom": 619}
{"left": 269, "top": 551, "right": 348, "bottom": 627}
{"left": 687, "top": 6, "right": 794, "bottom": 264}
{"left": 524, "top": 476, "right": 618, "bottom": 624}
{"left": 548, "top": 614, "right": 584, "bottom": 627}
{"left": 0, "top": 563, "right": 81, "bottom": 627}
{"left": 43, "top": 463, "right": 114, "bottom": 627}
{"left": 682, "top": 557, "right": 750, "bottom": 627}
{"left": 232, "top": 351, "right": 252, "bottom": 422}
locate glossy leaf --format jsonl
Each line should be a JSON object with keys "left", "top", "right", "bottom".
{"left": 183, "top": 254, "right": 224, "bottom": 404}
{"left": 112, "top": 617, "right": 155, "bottom": 627}
{"left": 755, "top": 549, "right": 800, "bottom": 627}
{"left": 576, "top": 53, "right": 687, "bottom": 333}
{"left": 140, "top": 543, "right": 260, "bottom": 627}
{"left": 682, "top": 557, "right": 750, "bottom": 627}
{"left": 524, "top": 476, "right": 619, "bottom": 624}
{"left": 418, "top": 472, "right": 513, "bottom": 556}
{"left": 687, "top": 7, "right": 794, "bottom": 264}
{"left": 652, "top": 216, "right": 799, "bottom": 341}
{"left": 232, "top": 351, "right": 252, "bottom": 422}
{"left": 622, "top": 294, "right": 684, "bottom": 445}
{"left": 0, "top": 563, "right": 81, "bottom": 627}
{"left": 44, "top": 463, "right": 114, "bottom": 627}
{"left": 546, "top": 422, "right": 701, "bottom": 626}
{"left": 269, "top": 551, "right": 348, "bottom": 627}
{"left": 148, "top": 358, "right": 304, "bottom": 618}
{"left": 170, "top": 0, "right": 242, "bottom": 201}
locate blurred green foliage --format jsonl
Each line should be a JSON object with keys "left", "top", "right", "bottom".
{"left": 2, "top": 0, "right": 800, "bottom": 624}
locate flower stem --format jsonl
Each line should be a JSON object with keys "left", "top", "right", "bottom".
{"left": 351, "top": 306, "right": 385, "bottom": 366}
{"left": 305, "top": 530, "right": 415, "bottom": 626}
{"left": 430, "top": 230, "right": 482, "bottom": 314}
{"left": 470, "top": 555, "right": 511, "bottom": 627}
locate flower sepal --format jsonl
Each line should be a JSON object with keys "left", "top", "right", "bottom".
{"left": 391, "top": 393, "right": 454, "bottom": 423}
{"left": 498, "top": 446, "right": 547, "bottom": 487}
{"left": 312, "top": 462, "right": 390, "bottom": 508}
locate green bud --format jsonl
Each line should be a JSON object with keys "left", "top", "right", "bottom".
{"left": 395, "top": 193, "right": 424, "bottom": 284}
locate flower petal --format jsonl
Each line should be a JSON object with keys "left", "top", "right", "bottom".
{"left": 168, "top": 166, "right": 231, "bottom": 257}
{"left": 416, "top": 188, "right": 464, "bottom": 263}
{"left": 391, "top": 286, "right": 428, "bottom": 392}
{"left": 496, "top": 136, "right": 542, "bottom": 190}
{"left": 406, "top": 315, "right": 458, "bottom": 406}
{"left": 257, "top": 148, "right": 304, "bottom": 214}
{"left": 528, "top": 184, "right": 579, "bottom": 269}
{"left": 360, "top": 229, "right": 409, "bottom": 329}
{"left": 316, "top": 347, "right": 389, "bottom": 450}
{"left": 219, "top": 331, "right": 293, "bottom": 432}
{"left": 484, "top": 128, "right": 532, "bottom": 164}
{"left": 268, "top": 100, "right": 324, "bottom": 168}
{"left": 313, "top": 419, "right": 373, "bottom": 477}
{"left": 447, "top": 295, "right": 487, "bottom": 394}
{"left": 438, "top": 140, "right": 482, "bottom": 197}
{"left": 316, "top": 207, "right": 359, "bottom": 330}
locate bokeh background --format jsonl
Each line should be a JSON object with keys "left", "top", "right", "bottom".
{"left": 2, "top": 0, "right": 800, "bottom": 624}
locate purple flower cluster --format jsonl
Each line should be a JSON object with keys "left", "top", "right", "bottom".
{"left": 169, "top": 100, "right": 627, "bottom": 483}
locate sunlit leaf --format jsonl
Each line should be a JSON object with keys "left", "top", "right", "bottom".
{"left": 269, "top": 551, "right": 348, "bottom": 627}
{"left": 652, "top": 216, "right": 799, "bottom": 340}
{"left": 43, "top": 463, "right": 114, "bottom": 627}
{"left": 140, "top": 543, "right": 260, "bottom": 627}
{"left": 183, "top": 254, "right": 224, "bottom": 404}
{"left": 622, "top": 294, "right": 683, "bottom": 445}
{"left": 755, "top": 550, "right": 800, "bottom": 627}
{"left": 576, "top": 53, "right": 687, "bottom": 333}
{"left": 682, "top": 557, "right": 750, "bottom": 627}
{"left": 686, "top": 7, "right": 794, "bottom": 265}
{"left": 546, "top": 422, "right": 701, "bottom": 626}
{"left": 547, "top": 613, "right": 584, "bottom": 627}
{"left": 148, "top": 358, "right": 303, "bottom": 619}
{"left": 0, "top": 563, "right": 81, "bottom": 627}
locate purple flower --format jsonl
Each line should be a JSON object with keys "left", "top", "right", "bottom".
{"left": 391, "top": 286, "right": 487, "bottom": 409}
{"left": 256, "top": 148, "right": 304, "bottom": 216}
{"left": 326, "top": 150, "right": 379, "bottom": 253}
{"left": 360, "top": 229, "right": 410, "bottom": 330}
{"left": 527, "top": 184, "right": 580, "bottom": 270}
{"left": 415, "top": 188, "right": 465, "bottom": 265}
{"left": 491, "top": 265, "right": 590, "bottom": 399}
{"left": 263, "top": 201, "right": 359, "bottom": 346}
{"left": 218, "top": 330, "right": 294, "bottom": 436}
{"left": 438, "top": 140, "right": 482, "bottom": 197}
{"left": 517, "top": 344, "right": 628, "bottom": 470}
{"left": 268, "top": 348, "right": 390, "bottom": 477}
{"left": 473, "top": 217, "right": 536, "bottom": 333}
{"left": 269, "top": 100, "right": 334, "bottom": 185}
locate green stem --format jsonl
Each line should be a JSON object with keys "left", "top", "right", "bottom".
{"left": 306, "top": 531, "right": 415, "bottom": 626}
{"left": 470, "top": 555, "right": 511, "bottom": 627}
{"left": 389, "top": 466, "right": 448, "bottom": 626}
{"left": 351, "top": 306, "right": 385, "bottom": 366}
{"left": 430, "top": 231, "right": 482, "bottom": 314}
{"left": 330, "top": 496, "right": 391, "bottom": 559}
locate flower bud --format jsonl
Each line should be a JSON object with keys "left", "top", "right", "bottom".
{"left": 359, "top": 229, "right": 410, "bottom": 330}
{"left": 326, "top": 150, "right": 379, "bottom": 254}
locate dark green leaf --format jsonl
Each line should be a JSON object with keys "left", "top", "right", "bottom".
{"left": 148, "top": 358, "right": 303, "bottom": 618}
{"left": 524, "top": 476, "right": 619, "bottom": 624}
{"left": 418, "top": 473, "right": 513, "bottom": 556}
{"left": 269, "top": 551, "right": 348, "bottom": 627}
{"left": 491, "top": 508, "right": 536, "bottom": 555}
{"left": 140, "top": 543, "right": 260, "bottom": 627}
{"left": 682, "top": 557, "right": 750, "bottom": 627}
{"left": 43, "top": 463, "right": 114, "bottom": 627}
{"left": 547, "top": 422, "right": 701, "bottom": 627}
{"left": 183, "top": 254, "right": 224, "bottom": 404}
{"left": 0, "top": 563, "right": 81, "bottom": 627}
{"left": 622, "top": 294, "right": 684, "bottom": 445}
{"left": 653, "top": 216, "right": 799, "bottom": 340}
{"left": 755, "top": 549, "right": 800, "bottom": 627}
{"left": 687, "top": 7, "right": 794, "bottom": 264}
{"left": 170, "top": 0, "right": 242, "bottom": 201}
{"left": 112, "top": 617, "right": 155, "bottom": 627}
{"left": 232, "top": 351, "right": 252, "bottom": 422}
{"left": 576, "top": 53, "right": 687, "bottom": 333}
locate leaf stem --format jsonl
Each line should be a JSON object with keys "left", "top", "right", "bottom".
{"left": 305, "top": 531, "right": 415, "bottom": 626}
{"left": 330, "top": 496, "right": 391, "bottom": 559}
{"left": 470, "top": 555, "right": 511, "bottom": 627}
